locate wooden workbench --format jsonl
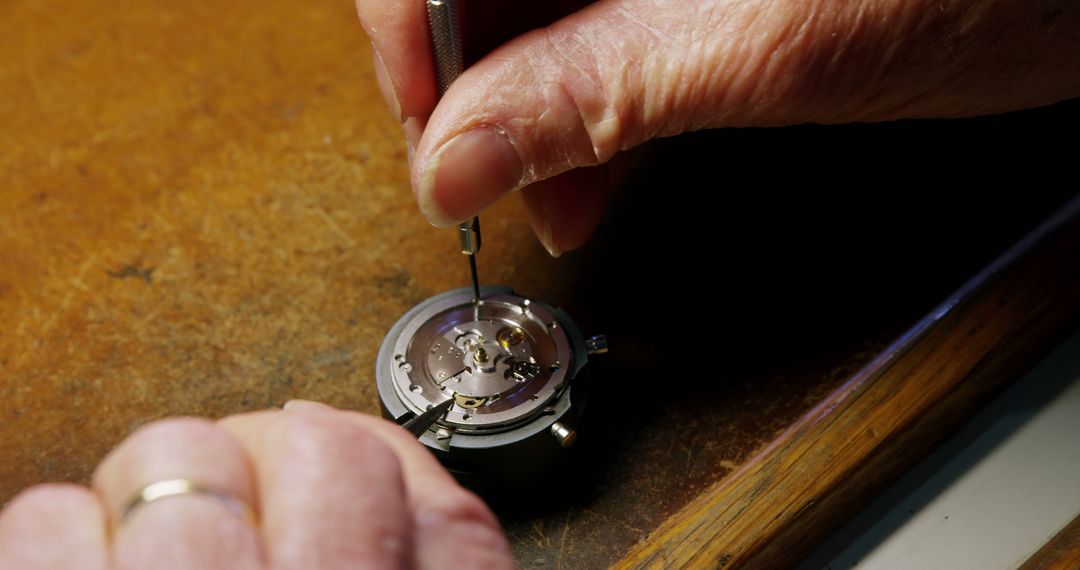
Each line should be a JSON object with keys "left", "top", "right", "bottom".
{"left": 2, "top": 0, "right": 1077, "bottom": 567}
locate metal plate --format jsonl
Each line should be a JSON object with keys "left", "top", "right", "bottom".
{"left": 388, "top": 291, "right": 572, "bottom": 431}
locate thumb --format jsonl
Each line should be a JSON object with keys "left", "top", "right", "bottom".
{"left": 411, "top": 0, "right": 812, "bottom": 227}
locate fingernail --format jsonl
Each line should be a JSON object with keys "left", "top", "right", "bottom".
{"left": 371, "top": 45, "right": 403, "bottom": 122}
{"left": 283, "top": 399, "right": 333, "bottom": 413}
{"left": 419, "top": 127, "right": 523, "bottom": 227}
{"left": 537, "top": 215, "right": 562, "bottom": 258}
{"left": 403, "top": 117, "right": 424, "bottom": 166}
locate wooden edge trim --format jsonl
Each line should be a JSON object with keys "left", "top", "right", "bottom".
{"left": 617, "top": 197, "right": 1080, "bottom": 569}
{"left": 1019, "top": 512, "right": 1080, "bottom": 570}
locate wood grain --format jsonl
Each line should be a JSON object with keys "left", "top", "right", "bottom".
{"left": 0, "top": 0, "right": 566, "bottom": 500}
{"left": 618, "top": 198, "right": 1080, "bottom": 569}
{"left": 2, "top": 0, "right": 1077, "bottom": 567}
{"left": 1021, "top": 513, "right": 1080, "bottom": 570}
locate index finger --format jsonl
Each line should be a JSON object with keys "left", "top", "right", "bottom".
{"left": 355, "top": 0, "right": 438, "bottom": 121}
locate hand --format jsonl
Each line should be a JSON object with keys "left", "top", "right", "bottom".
{"left": 0, "top": 401, "right": 514, "bottom": 570}
{"left": 356, "top": 0, "right": 1079, "bottom": 255}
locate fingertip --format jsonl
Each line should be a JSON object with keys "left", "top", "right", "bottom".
{"left": 416, "top": 167, "right": 460, "bottom": 228}
{"left": 522, "top": 165, "right": 612, "bottom": 256}
{"left": 418, "top": 126, "right": 524, "bottom": 227}
{"left": 523, "top": 190, "right": 562, "bottom": 257}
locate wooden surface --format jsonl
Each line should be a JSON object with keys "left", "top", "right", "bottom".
{"left": 617, "top": 199, "right": 1080, "bottom": 568}
{"left": 2, "top": 0, "right": 1078, "bottom": 568}
{"left": 0, "top": 0, "right": 565, "bottom": 512}
{"left": 1021, "top": 513, "right": 1080, "bottom": 570}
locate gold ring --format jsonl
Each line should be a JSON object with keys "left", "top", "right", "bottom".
{"left": 120, "top": 478, "right": 257, "bottom": 527}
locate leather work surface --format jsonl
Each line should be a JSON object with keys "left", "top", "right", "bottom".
{"left": 1, "top": 0, "right": 1076, "bottom": 567}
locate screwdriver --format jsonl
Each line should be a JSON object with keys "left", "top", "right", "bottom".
{"left": 426, "top": 0, "right": 482, "bottom": 308}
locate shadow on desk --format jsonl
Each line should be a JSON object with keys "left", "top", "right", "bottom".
{"left": 498, "top": 98, "right": 1078, "bottom": 568}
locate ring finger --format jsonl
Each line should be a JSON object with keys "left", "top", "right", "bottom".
{"left": 92, "top": 418, "right": 264, "bottom": 570}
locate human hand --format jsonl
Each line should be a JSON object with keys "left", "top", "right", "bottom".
{"left": 356, "top": 0, "right": 1079, "bottom": 255}
{"left": 0, "top": 400, "right": 514, "bottom": 569}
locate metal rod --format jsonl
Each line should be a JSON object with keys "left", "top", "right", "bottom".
{"left": 426, "top": 0, "right": 483, "bottom": 309}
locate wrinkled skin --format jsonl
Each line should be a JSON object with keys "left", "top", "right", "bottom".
{"left": 0, "top": 401, "right": 514, "bottom": 570}
{"left": 357, "top": 0, "right": 1080, "bottom": 255}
